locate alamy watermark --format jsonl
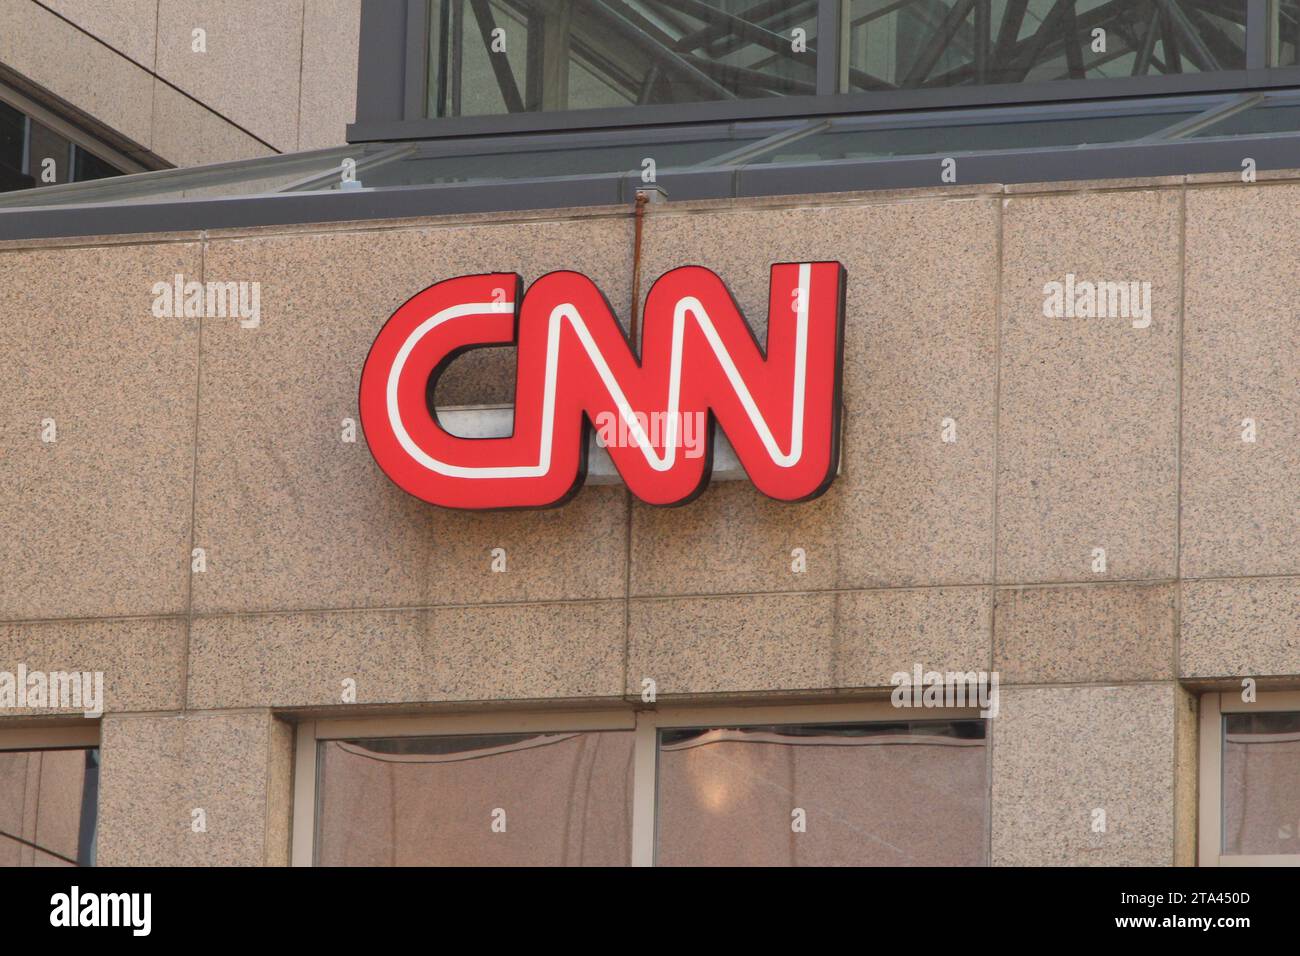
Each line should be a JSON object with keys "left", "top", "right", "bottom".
{"left": 50, "top": 886, "right": 150, "bottom": 936}
{"left": 891, "top": 663, "right": 999, "bottom": 718}
{"left": 593, "top": 409, "right": 707, "bottom": 458}
{"left": 1042, "top": 273, "right": 1152, "bottom": 329}
{"left": 151, "top": 274, "right": 261, "bottom": 328}
{"left": 0, "top": 665, "right": 103, "bottom": 717}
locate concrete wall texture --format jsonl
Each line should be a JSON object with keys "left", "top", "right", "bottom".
{"left": 0, "top": 172, "right": 1297, "bottom": 865}
{"left": 1, "top": 0, "right": 361, "bottom": 166}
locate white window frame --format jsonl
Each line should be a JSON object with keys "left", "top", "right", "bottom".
{"left": 292, "top": 701, "right": 984, "bottom": 867}
{"left": 1199, "top": 690, "right": 1300, "bottom": 867}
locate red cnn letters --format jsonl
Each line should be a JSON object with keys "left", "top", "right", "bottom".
{"left": 359, "top": 263, "right": 846, "bottom": 510}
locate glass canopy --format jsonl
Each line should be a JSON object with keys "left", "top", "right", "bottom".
{"left": 1, "top": 88, "right": 1297, "bottom": 214}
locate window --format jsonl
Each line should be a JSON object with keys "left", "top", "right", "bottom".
{"left": 426, "top": 0, "right": 819, "bottom": 118}
{"left": 656, "top": 720, "right": 988, "bottom": 866}
{"left": 1275, "top": 0, "right": 1300, "bottom": 65}
{"left": 0, "top": 100, "right": 26, "bottom": 188}
{"left": 295, "top": 703, "right": 990, "bottom": 866}
{"left": 355, "top": 0, "right": 1300, "bottom": 143}
{"left": 0, "top": 727, "right": 100, "bottom": 867}
{"left": 0, "top": 89, "right": 128, "bottom": 194}
{"left": 1199, "top": 691, "right": 1300, "bottom": 866}
{"left": 846, "top": 0, "right": 1248, "bottom": 90}
{"left": 70, "top": 145, "right": 121, "bottom": 184}
{"left": 25, "top": 120, "right": 73, "bottom": 187}
{"left": 315, "top": 730, "right": 634, "bottom": 865}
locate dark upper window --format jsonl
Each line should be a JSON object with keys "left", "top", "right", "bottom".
{"left": 846, "top": 0, "right": 1248, "bottom": 89}
{"left": 353, "top": 0, "right": 1300, "bottom": 140}
{"left": 426, "top": 0, "right": 820, "bottom": 118}
{"left": 0, "top": 98, "right": 123, "bottom": 194}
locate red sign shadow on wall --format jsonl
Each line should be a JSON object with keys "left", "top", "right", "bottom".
{"left": 359, "top": 263, "right": 846, "bottom": 510}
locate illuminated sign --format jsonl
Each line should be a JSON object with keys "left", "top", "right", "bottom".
{"left": 359, "top": 263, "right": 845, "bottom": 509}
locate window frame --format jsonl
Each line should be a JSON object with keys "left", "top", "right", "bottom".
{"left": 292, "top": 700, "right": 985, "bottom": 867}
{"left": 1198, "top": 689, "right": 1300, "bottom": 867}
{"left": 350, "top": 0, "right": 1300, "bottom": 144}
{"left": 0, "top": 78, "right": 151, "bottom": 176}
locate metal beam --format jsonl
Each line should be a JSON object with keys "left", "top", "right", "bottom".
{"left": 1140, "top": 91, "right": 1263, "bottom": 139}
{"left": 593, "top": 0, "right": 736, "bottom": 99}
{"left": 974, "top": 0, "right": 992, "bottom": 84}
{"left": 1061, "top": 1, "right": 1086, "bottom": 79}
{"left": 698, "top": 119, "right": 829, "bottom": 166}
{"left": 674, "top": 0, "right": 790, "bottom": 51}
{"left": 1179, "top": 1, "right": 1247, "bottom": 68}
{"left": 467, "top": 0, "right": 527, "bottom": 112}
{"left": 991, "top": 0, "right": 1030, "bottom": 81}
{"left": 930, "top": 0, "right": 1133, "bottom": 87}
{"left": 902, "top": 0, "right": 978, "bottom": 87}
{"left": 682, "top": 56, "right": 817, "bottom": 96}
{"left": 1245, "top": 0, "right": 1269, "bottom": 68}
{"left": 1010, "top": 0, "right": 1075, "bottom": 83}
{"left": 816, "top": 0, "right": 844, "bottom": 95}
{"left": 1158, "top": 0, "right": 1219, "bottom": 71}
{"left": 1133, "top": 4, "right": 1163, "bottom": 76}
{"left": 652, "top": 0, "right": 815, "bottom": 58}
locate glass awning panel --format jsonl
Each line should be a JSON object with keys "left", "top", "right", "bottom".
{"left": 0, "top": 143, "right": 393, "bottom": 209}
{"left": 330, "top": 126, "right": 788, "bottom": 189}
{"left": 0, "top": 90, "right": 1297, "bottom": 216}
{"left": 740, "top": 102, "right": 1212, "bottom": 164}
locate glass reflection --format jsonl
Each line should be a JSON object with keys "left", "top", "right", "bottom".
{"left": 1222, "top": 712, "right": 1300, "bottom": 855}
{"left": 847, "top": 0, "right": 1247, "bottom": 90}
{"left": 427, "top": 0, "right": 819, "bottom": 117}
{"left": 657, "top": 720, "right": 988, "bottom": 866}
{"left": 315, "top": 731, "right": 634, "bottom": 866}
{"left": 0, "top": 748, "right": 98, "bottom": 866}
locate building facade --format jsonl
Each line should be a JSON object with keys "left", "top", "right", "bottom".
{"left": 0, "top": 0, "right": 1297, "bottom": 867}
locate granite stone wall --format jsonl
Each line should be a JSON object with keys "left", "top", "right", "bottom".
{"left": 0, "top": 172, "right": 1296, "bottom": 864}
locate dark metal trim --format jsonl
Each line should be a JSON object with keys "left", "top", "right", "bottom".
{"left": 76, "top": 748, "right": 99, "bottom": 868}
{"left": 355, "top": 0, "right": 412, "bottom": 126}
{"left": 350, "top": 63, "right": 1300, "bottom": 142}
{"left": 355, "top": 0, "right": 1300, "bottom": 142}
{"left": 404, "top": 0, "right": 432, "bottom": 120}
{"left": 815, "top": 0, "right": 842, "bottom": 95}
{"left": 1247, "top": 0, "right": 1269, "bottom": 68}
{"left": 6, "top": 131, "right": 1299, "bottom": 243}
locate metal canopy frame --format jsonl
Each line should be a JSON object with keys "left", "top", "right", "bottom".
{"left": 2, "top": 122, "right": 1298, "bottom": 242}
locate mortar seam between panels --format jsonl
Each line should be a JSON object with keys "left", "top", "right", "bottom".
{"left": 623, "top": 204, "right": 636, "bottom": 704}
{"left": 624, "top": 489, "right": 633, "bottom": 702}
{"left": 182, "top": 235, "right": 206, "bottom": 713}
{"left": 1172, "top": 180, "right": 1189, "bottom": 866}
{"left": 264, "top": 713, "right": 276, "bottom": 865}
{"left": 148, "top": 0, "right": 159, "bottom": 154}
{"left": 4, "top": 573, "right": 1292, "bottom": 629}
{"left": 295, "top": 0, "right": 307, "bottom": 153}
{"left": 987, "top": 192, "right": 1006, "bottom": 866}
{"left": 990, "top": 192, "right": 1004, "bottom": 662}
{"left": 152, "top": 0, "right": 160, "bottom": 72}
{"left": 1174, "top": 185, "right": 1188, "bottom": 683}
